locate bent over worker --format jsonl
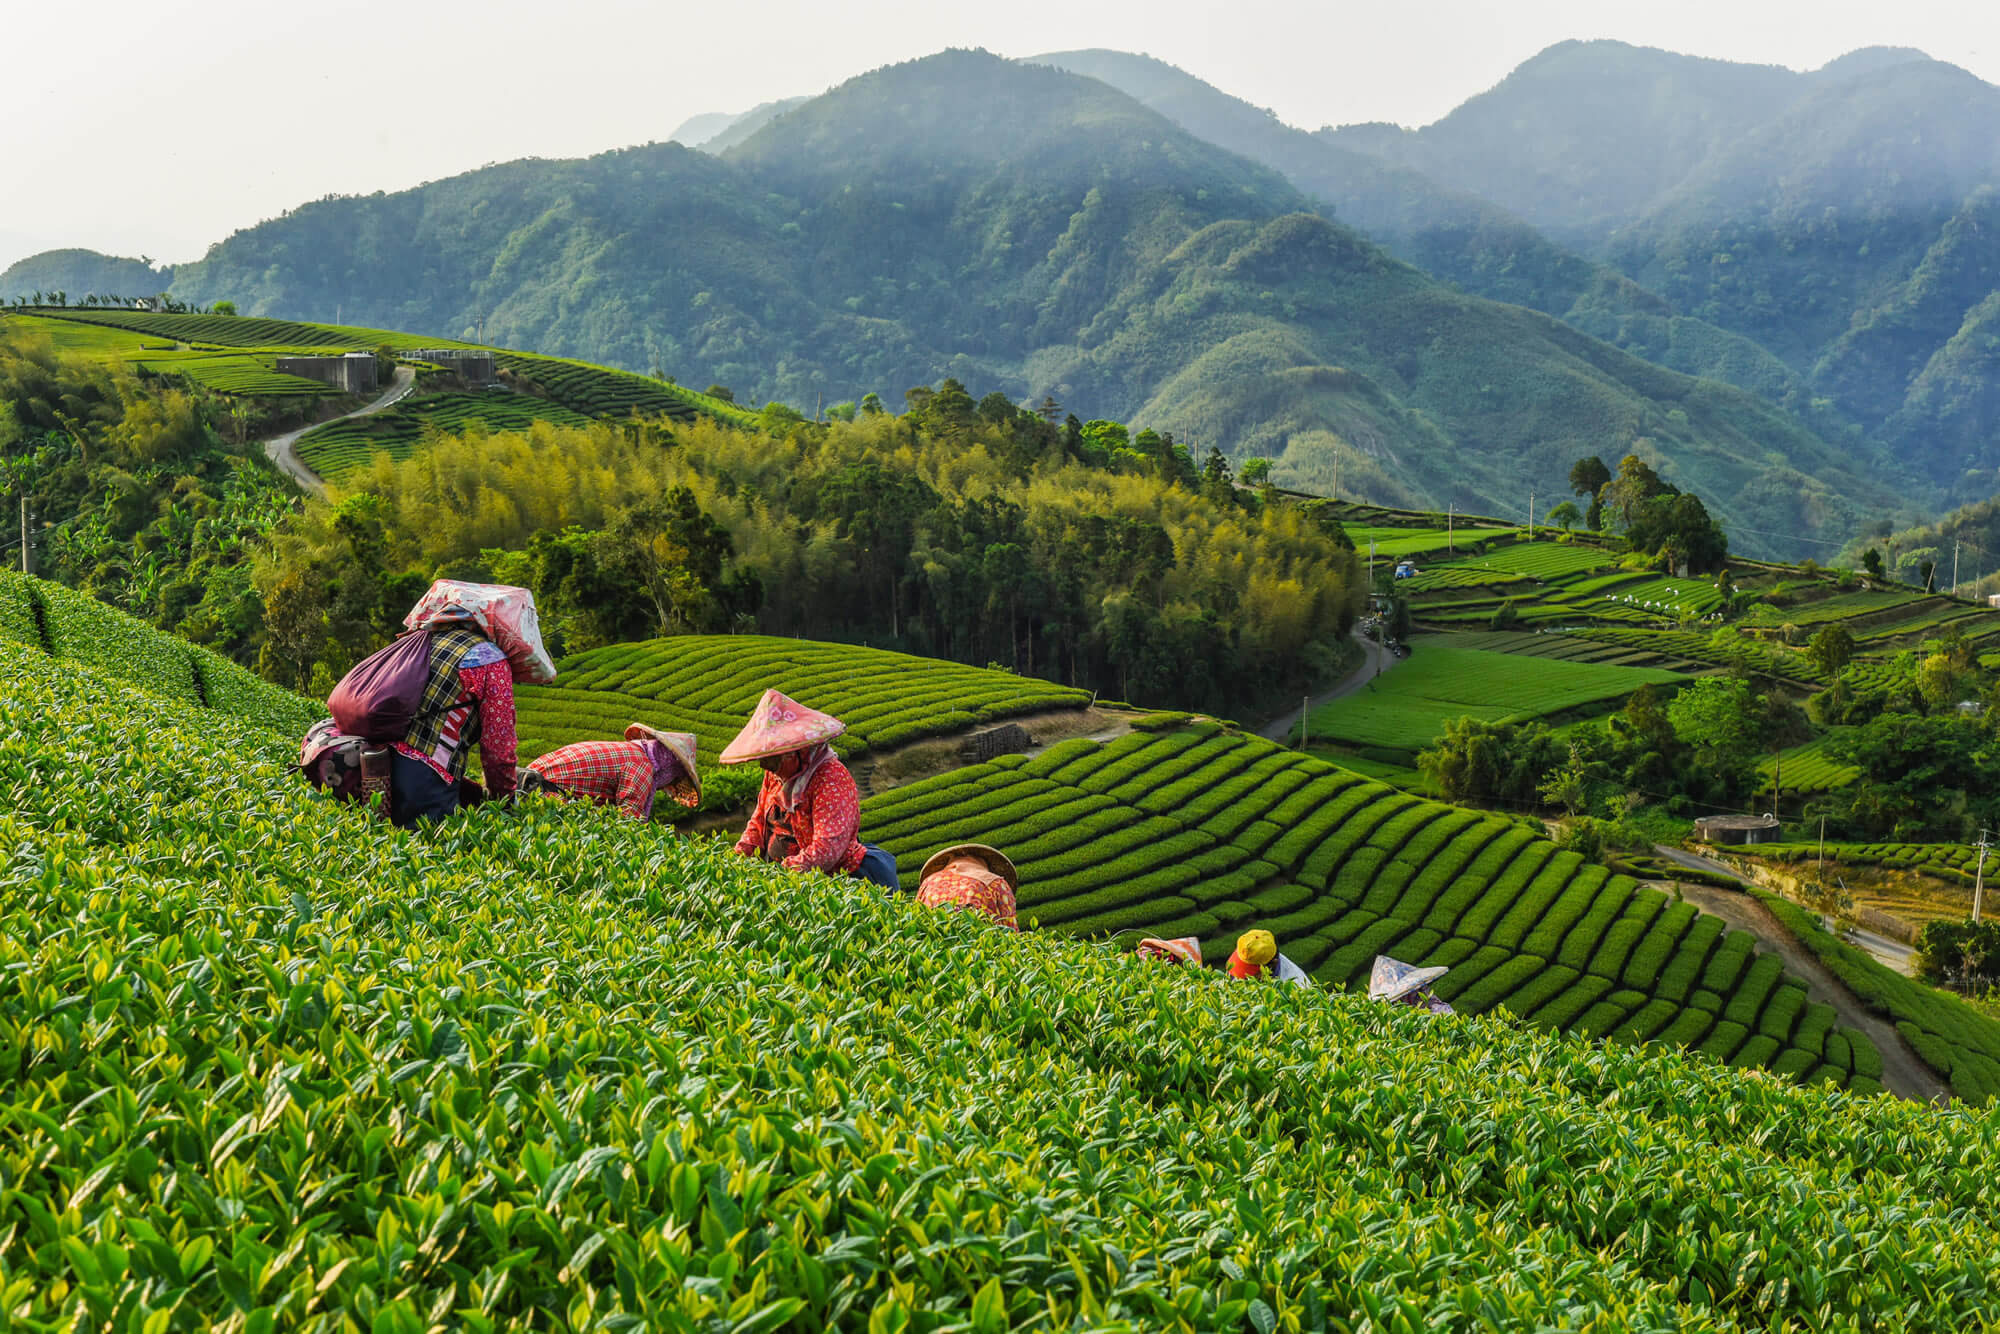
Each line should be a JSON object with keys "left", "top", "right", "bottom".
{"left": 1226, "top": 929, "right": 1311, "bottom": 985}
{"left": 522, "top": 724, "right": 701, "bottom": 820}
{"left": 916, "top": 843, "right": 1018, "bottom": 929}
{"left": 723, "top": 689, "right": 900, "bottom": 890}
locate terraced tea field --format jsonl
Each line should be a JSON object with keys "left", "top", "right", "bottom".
{"left": 295, "top": 391, "right": 598, "bottom": 476}
{"left": 515, "top": 634, "right": 1091, "bottom": 766}
{"left": 1296, "top": 645, "right": 1690, "bottom": 756}
{"left": 15, "top": 308, "right": 757, "bottom": 426}
{"left": 1761, "top": 733, "right": 1862, "bottom": 794}
{"left": 5, "top": 312, "right": 337, "bottom": 396}
{"left": 10, "top": 642, "right": 2000, "bottom": 1326}
{"left": 862, "top": 718, "right": 1889, "bottom": 1092}
{"left": 0, "top": 571, "right": 323, "bottom": 736}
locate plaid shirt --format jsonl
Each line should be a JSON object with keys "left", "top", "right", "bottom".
{"left": 393, "top": 628, "right": 517, "bottom": 794}
{"left": 526, "top": 740, "right": 659, "bottom": 820}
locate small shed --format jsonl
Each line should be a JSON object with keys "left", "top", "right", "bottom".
{"left": 1693, "top": 814, "right": 1781, "bottom": 846}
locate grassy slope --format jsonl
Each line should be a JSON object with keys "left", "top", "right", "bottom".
{"left": 5, "top": 640, "right": 2000, "bottom": 1325}
{"left": 1300, "top": 645, "right": 1689, "bottom": 753}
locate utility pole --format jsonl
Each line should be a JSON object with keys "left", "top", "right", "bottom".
{"left": 1817, "top": 815, "right": 1826, "bottom": 885}
{"left": 1976, "top": 828, "right": 1992, "bottom": 924}
{"left": 1300, "top": 695, "right": 1308, "bottom": 750}
{"left": 1952, "top": 539, "right": 1961, "bottom": 598}
{"left": 1528, "top": 489, "right": 1535, "bottom": 538}
{"left": 1448, "top": 502, "right": 1455, "bottom": 554}
{"left": 17, "top": 497, "right": 30, "bottom": 576}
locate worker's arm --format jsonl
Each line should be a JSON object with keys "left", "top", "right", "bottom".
{"left": 734, "top": 776, "right": 773, "bottom": 856}
{"left": 462, "top": 661, "right": 518, "bottom": 797}
{"left": 782, "top": 766, "right": 859, "bottom": 872}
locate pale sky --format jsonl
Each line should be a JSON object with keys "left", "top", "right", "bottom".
{"left": 5, "top": 0, "right": 1997, "bottom": 273}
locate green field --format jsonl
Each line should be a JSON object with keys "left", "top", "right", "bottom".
{"left": 515, "top": 635, "right": 1092, "bottom": 767}
{"left": 0, "top": 571, "right": 323, "bottom": 736}
{"left": 860, "top": 717, "right": 1888, "bottom": 1092}
{"left": 1761, "top": 733, "right": 1863, "bottom": 794}
{"left": 8, "top": 312, "right": 337, "bottom": 396}
{"left": 1342, "top": 524, "right": 1517, "bottom": 559}
{"left": 10, "top": 640, "right": 2000, "bottom": 1325}
{"left": 1297, "top": 646, "right": 1690, "bottom": 754}
{"left": 18, "top": 308, "right": 759, "bottom": 426}
{"left": 296, "top": 391, "right": 599, "bottom": 476}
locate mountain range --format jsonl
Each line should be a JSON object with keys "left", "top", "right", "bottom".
{"left": 10, "top": 40, "right": 1998, "bottom": 553}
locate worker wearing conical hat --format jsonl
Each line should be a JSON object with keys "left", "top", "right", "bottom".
{"left": 1225, "top": 929, "right": 1312, "bottom": 986}
{"left": 916, "top": 843, "right": 1019, "bottom": 929}
{"left": 724, "top": 688, "right": 900, "bottom": 890}
{"left": 520, "top": 724, "right": 701, "bottom": 820}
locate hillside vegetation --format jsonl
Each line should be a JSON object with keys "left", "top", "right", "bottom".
{"left": 7, "top": 621, "right": 2000, "bottom": 1326}
{"left": 3, "top": 52, "right": 1909, "bottom": 554}
{"left": 1325, "top": 40, "right": 2000, "bottom": 503}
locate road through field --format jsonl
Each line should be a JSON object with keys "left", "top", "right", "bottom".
{"left": 1256, "top": 632, "right": 1400, "bottom": 743}
{"left": 260, "top": 366, "right": 415, "bottom": 494}
{"left": 1651, "top": 844, "right": 1945, "bottom": 1103}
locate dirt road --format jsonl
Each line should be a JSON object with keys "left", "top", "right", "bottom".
{"left": 1651, "top": 845, "right": 1916, "bottom": 975}
{"left": 1257, "top": 633, "right": 1401, "bottom": 743}
{"left": 261, "top": 366, "right": 415, "bottom": 495}
{"left": 1649, "top": 845, "right": 1945, "bottom": 1103}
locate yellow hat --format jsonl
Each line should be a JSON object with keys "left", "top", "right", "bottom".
{"left": 1236, "top": 929, "right": 1277, "bottom": 967}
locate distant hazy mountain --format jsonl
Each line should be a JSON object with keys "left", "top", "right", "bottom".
{"left": 1030, "top": 49, "right": 1832, "bottom": 430}
{"left": 21, "top": 49, "right": 1902, "bottom": 553}
{"left": 669, "top": 97, "right": 811, "bottom": 152}
{"left": 1323, "top": 40, "right": 2000, "bottom": 499}
{"left": 1, "top": 249, "right": 173, "bottom": 302}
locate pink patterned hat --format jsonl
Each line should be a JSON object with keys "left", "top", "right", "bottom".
{"left": 719, "top": 688, "right": 846, "bottom": 764}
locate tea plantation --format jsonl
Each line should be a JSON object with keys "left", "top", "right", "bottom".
{"left": 1296, "top": 645, "right": 1690, "bottom": 756}
{"left": 858, "top": 718, "right": 1917, "bottom": 1095}
{"left": 12, "top": 309, "right": 759, "bottom": 456}
{"left": 7, "top": 640, "right": 2000, "bottom": 1326}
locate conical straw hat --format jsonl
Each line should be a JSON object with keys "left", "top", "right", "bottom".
{"left": 718, "top": 688, "right": 846, "bottom": 764}
{"left": 919, "top": 843, "right": 1018, "bottom": 888}
{"left": 623, "top": 724, "right": 701, "bottom": 807}
{"left": 1368, "top": 955, "right": 1449, "bottom": 1002}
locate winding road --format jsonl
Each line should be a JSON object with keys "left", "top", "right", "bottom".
{"left": 1256, "top": 632, "right": 1401, "bottom": 743}
{"left": 260, "top": 366, "right": 416, "bottom": 495}
{"left": 1648, "top": 843, "right": 1943, "bottom": 1102}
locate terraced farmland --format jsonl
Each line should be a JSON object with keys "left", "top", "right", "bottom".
{"left": 19, "top": 308, "right": 757, "bottom": 426}
{"left": 1342, "top": 524, "right": 1517, "bottom": 559}
{"left": 1296, "top": 645, "right": 1690, "bottom": 755}
{"left": 11, "top": 644, "right": 2000, "bottom": 1326}
{"left": 296, "top": 391, "right": 598, "bottom": 476}
{"left": 1761, "top": 733, "right": 1862, "bottom": 794}
{"left": 861, "top": 720, "right": 1888, "bottom": 1092}
{"left": 0, "top": 571, "right": 324, "bottom": 736}
{"left": 7, "top": 312, "right": 337, "bottom": 396}
{"left": 515, "top": 634, "right": 1092, "bottom": 765}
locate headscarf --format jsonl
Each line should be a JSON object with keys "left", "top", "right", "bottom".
{"left": 636, "top": 738, "right": 685, "bottom": 789}
{"left": 775, "top": 741, "right": 838, "bottom": 812}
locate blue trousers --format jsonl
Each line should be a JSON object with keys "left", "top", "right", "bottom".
{"left": 389, "top": 752, "right": 460, "bottom": 828}
{"left": 854, "top": 844, "right": 901, "bottom": 892}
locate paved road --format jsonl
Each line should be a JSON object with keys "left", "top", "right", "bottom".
{"left": 1256, "top": 632, "right": 1401, "bottom": 743}
{"left": 1650, "top": 844, "right": 1916, "bottom": 975}
{"left": 260, "top": 366, "right": 415, "bottom": 495}
{"left": 1649, "top": 844, "right": 1945, "bottom": 1103}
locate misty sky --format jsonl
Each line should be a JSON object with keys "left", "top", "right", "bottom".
{"left": 6, "top": 0, "right": 1998, "bottom": 273}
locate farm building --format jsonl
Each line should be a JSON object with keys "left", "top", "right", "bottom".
{"left": 1693, "top": 813, "right": 1782, "bottom": 845}
{"left": 274, "top": 352, "right": 378, "bottom": 393}
{"left": 404, "top": 349, "right": 497, "bottom": 384}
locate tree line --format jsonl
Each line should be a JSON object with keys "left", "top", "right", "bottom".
{"left": 256, "top": 379, "right": 1367, "bottom": 712}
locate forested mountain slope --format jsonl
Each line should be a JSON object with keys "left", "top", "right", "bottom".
{"left": 1326, "top": 41, "right": 2000, "bottom": 502}
{"left": 1030, "top": 48, "right": 1836, "bottom": 429}
{"left": 14, "top": 51, "right": 1910, "bottom": 552}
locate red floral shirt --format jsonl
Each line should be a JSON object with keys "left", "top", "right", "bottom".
{"left": 917, "top": 865, "right": 1019, "bottom": 930}
{"left": 735, "top": 760, "right": 866, "bottom": 874}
